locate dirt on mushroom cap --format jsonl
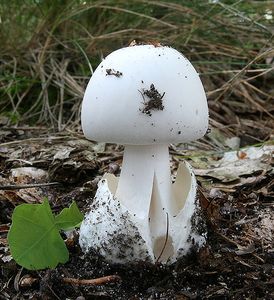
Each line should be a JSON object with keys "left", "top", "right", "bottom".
{"left": 140, "top": 83, "right": 165, "bottom": 116}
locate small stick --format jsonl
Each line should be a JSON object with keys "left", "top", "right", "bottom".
{"left": 0, "top": 182, "right": 61, "bottom": 190}
{"left": 1, "top": 126, "right": 48, "bottom": 131}
{"left": 62, "top": 275, "right": 121, "bottom": 286}
{"left": 0, "top": 136, "right": 70, "bottom": 147}
{"left": 156, "top": 212, "right": 169, "bottom": 263}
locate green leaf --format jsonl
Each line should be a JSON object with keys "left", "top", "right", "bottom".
{"left": 8, "top": 199, "right": 70, "bottom": 270}
{"left": 55, "top": 201, "right": 83, "bottom": 231}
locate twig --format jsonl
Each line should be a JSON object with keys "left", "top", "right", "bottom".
{"left": 156, "top": 212, "right": 169, "bottom": 263}
{"left": 62, "top": 275, "right": 121, "bottom": 286}
{"left": 0, "top": 136, "right": 70, "bottom": 147}
{"left": 216, "top": 231, "right": 242, "bottom": 247}
{"left": 0, "top": 182, "right": 61, "bottom": 190}
{"left": 37, "top": 270, "right": 62, "bottom": 300}
{"left": 0, "top": 126, "right": 48, "bottom": 131}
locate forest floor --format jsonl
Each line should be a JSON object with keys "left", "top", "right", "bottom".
{"left": 0, "top": 123, "right": 273, "bottom": 300}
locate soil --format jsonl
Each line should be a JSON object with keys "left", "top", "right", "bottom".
{"left": 105, "top": 69, "right": 123, "bottom": 78}
{"left": 140, "top": 84, "right": 165, "bottom": 116}
{"left": 0, "top": 128, "right": 273, "bottom": 299}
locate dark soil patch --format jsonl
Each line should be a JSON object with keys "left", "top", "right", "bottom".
{"left": 140, "top": 84, "right": 165, "bottom": 116}
{"left": 105, "top": 69, "right": 123, "bottom": 78}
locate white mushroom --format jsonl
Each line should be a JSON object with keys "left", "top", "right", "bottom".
{"left": 80, "top": 44, "right": 208, "bottom": 264}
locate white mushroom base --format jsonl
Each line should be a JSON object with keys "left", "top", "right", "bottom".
{"left": 79, "top": 162, "right": 206, "bottom": 264}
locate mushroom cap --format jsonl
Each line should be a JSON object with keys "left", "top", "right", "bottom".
{"left": 81, "top": 45, "right": 208, "bottom": 145}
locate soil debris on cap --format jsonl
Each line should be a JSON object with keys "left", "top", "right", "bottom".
{"left": 106, "top": 68, "right": 123, "bottom": 77}
{"left": 140, "top": 84, "right": 165, "bottom": 116}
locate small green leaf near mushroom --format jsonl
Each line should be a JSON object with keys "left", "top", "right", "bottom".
{"left": 8, "top": 199, "right": 83, "bottom": 270}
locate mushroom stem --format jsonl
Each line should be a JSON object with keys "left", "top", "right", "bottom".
{"left": 116, "top": 144, "right": 173, "bottom": 259}
{"left": 116, "top": 144, "right": 172, "bottom": 217}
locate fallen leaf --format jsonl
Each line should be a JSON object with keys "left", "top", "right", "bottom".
{"left": 194, "top": 145, "right": 273, "bottom": 182}
{"left": 235, "top": 243, "right": 255, "bottom": 255}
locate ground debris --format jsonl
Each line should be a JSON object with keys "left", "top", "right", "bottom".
{"left": 0, "top": 133, "right": 273, "bottom": 299}
{"left": 194, "top": 144, "right": 273, "bottom": 182}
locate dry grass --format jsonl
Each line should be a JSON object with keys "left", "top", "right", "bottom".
{"left": 0, "top": 0, "right": 273, "bottom": 142}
